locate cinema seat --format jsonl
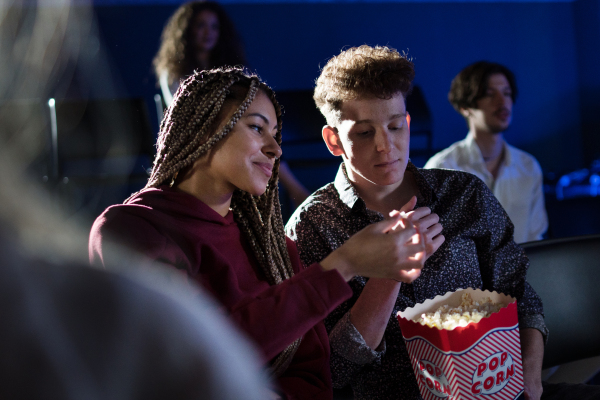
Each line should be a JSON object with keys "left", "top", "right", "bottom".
{"left": 521, "top": 234, "right": 600, "bottom": 381}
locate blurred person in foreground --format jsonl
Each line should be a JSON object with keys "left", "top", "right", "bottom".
{"left": 153, "top": 0, "right": 309, "bottom": 208}
{"left": 424, "top": 61, "right": 548, "bottom": 244}
{"left": 286, "top": 45, "right": 550, "bottom": 400}
{"left": 0, "top": 1, "right": 268, "bottom": 399}
{"left": 89, "top": 66, "right": 427, "bottom": 399}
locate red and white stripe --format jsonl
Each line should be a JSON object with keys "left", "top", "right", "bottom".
{"left": 404, "top": 325, "right": 524, "bottom": 399}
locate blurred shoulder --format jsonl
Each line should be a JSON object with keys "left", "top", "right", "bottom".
{"left": 424, "top": 137, "right": 470, "bottom": 169}
{"left": 506, "top": 144, "right": 543, "bottom": 175}
{"left": 418, "top": 165, "right": 488, "bottom": 193}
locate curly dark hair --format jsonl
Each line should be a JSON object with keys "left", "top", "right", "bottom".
{"left": 152, "top": 1, "right": 246, "bottom": 85}
{"left": 448, "top": 61, "right": 518, "bottom": 114}
{"left": 314, "top": 45, "right": 415, "bottom": 126}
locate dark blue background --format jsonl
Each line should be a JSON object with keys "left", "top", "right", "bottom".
{"left": 90, "top": 0, "right": 600, "bottom": 176}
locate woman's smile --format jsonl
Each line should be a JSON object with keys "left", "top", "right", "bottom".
{"left": 254, "top": 161, "right": 274, "bottom": 178}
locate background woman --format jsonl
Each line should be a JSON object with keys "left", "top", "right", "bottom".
{"left": 152, "top": 1, "right": 246, "bottom": 105}
{"left": 89, "top": 67, "right": 425, "bottom": 399}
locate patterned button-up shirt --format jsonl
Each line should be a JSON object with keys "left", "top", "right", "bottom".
{"left": 285, "top": 162, "right": 547, "bottom": 400}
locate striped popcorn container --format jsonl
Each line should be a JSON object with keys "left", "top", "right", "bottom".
{"left": 397, "top": 288, "right": 524, "bottom": 400}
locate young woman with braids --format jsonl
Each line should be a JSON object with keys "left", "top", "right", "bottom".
{"left": 89, "top": 67, "right": 426, "bottom": 399}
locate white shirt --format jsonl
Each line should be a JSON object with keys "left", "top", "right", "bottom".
{"left": 159, "top": 70, "right": 179, "bottom": 107}
{"left": 424, "top": 131, "right": 548, "bottom": 243}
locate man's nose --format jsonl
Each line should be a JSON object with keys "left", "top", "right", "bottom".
{"left": 374, "top": 130, "right": 392, "bottom": 153}
{"left": 495, "top": 92, "right": 509, "bottom": 106}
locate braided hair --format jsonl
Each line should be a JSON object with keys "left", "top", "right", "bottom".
{"left": 146, "top": 66, "right": 300, "bottom": 376}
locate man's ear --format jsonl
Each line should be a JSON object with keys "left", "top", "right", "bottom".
{"left": 459, "top": 108, "right": 471, "bottom": 119}
{"left": 322, "top": 126, "right": 345, "bottom": 156}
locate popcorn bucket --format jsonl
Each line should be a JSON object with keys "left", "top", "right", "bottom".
{"left": 397, "top": 288, "right": 524, "bottom": 400}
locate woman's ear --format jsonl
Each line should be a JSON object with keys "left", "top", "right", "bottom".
{"left": 322, "top": 126, "right": 345, "bottom": 156}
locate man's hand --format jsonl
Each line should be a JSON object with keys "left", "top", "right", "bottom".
{"left": 400, "top": 196, "right": 445, "bottom": 260}
{"left": 521, "top": 328, "right": 544, "bottom": 400}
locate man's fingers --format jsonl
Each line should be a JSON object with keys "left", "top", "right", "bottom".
{"left": 431, "top": 234, "right": 445, "bottom": 248}
{"left": 422, "top": 233, "right": 445, "bottom": 262}
{"left": 399, "top": 196, "right": 417, "bottom": 213}
{"left": 423, "top": 222, "right": 443, "bottom": 240}
{"left": 406, "top": 206, "right": 431, "bottom": 221}
{"left": 407, "top": 209, "right": 439, "bottom": 231}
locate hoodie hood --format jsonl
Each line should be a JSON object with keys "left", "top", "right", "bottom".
{"left": 123, "top": 185, "right": 235, "bottom": 226}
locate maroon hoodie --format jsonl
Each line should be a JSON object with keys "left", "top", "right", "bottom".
{"left": 89, "top": 186, "right": 352, "bottom": 399}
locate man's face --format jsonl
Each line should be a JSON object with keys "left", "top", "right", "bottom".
{"left": 326, "top": 94, "right": 410, "bottom": 192}
{"left": 464, "top": 73, "right": 513, "bottom": 134}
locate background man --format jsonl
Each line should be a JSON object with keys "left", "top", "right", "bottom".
{"left": 424, "top": 61, "right": 548, "bottom": 244}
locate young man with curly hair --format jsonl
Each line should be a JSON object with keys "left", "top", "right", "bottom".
{"left": 424, "top": 61, "right": 548, "bottom": 244}
{"left": 286, "top": 45, "right": 550, "bottom": 400}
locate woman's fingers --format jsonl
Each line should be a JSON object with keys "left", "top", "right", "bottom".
{"left": 395, "top": 264, "right": 423, "bottom": 283}
{"left": 406, "top": 241, "right": 426, "bottom": 262}
{"left": 388, "top": 217, "right": 418, "bottom": 240}
{"left": 381, "top": 211, "right": 405, "bottom": 233}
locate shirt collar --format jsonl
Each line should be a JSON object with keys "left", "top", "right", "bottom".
{"left": 465, "top": 131, "right": 486, "bottom": 167}
{"left": 333, "top": 163, "right": 366, "bottom": 213}
{"left": 333, "top": 161, "right": 436, "bottom": 212}
{"left": 466, "top": 130, "right": 512, "bottom": 167}
{"left": 407, "top": 162, "right": 436, "bottom": 206}
{"left": 502, "top": 141, "right": 513, "bottom": 166}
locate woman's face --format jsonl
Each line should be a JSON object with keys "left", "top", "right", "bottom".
{"left": 191, "top": 10, "right": 220, "bottom": 53}
{"left": 196, "top": 90, "right": 282, "bottom": 197}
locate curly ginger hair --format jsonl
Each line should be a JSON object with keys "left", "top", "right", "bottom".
{"left": 314, "top": 45, "right": 414, "bottom": 126}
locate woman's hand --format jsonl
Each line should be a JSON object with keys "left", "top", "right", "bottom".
{"left": 321, "top": 212, "right": 426, "bottom": 282}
